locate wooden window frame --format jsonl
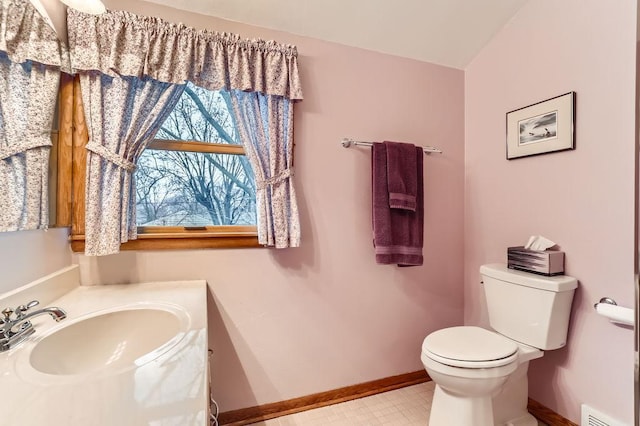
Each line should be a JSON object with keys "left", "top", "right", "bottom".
{"left": 58, "top": 75, "right": 260, "bottom": 252}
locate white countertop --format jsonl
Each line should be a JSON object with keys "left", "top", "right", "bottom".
{"left": 0, "top": 269, "right": 209, "bottom": 426}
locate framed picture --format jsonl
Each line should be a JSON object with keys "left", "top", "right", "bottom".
{"left": 506, "top": 92, "right": 575, "bottom": 160}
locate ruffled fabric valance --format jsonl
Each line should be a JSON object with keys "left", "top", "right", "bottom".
{"left": 67, "top": 8, "right": 303, "bottom": 100}
{"left": 0, "top": 0, "right": 69, "bottom": 71}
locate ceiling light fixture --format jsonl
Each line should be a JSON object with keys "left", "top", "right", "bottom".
{"left": 59, "top": 0, "right": 106, "bottom": 15}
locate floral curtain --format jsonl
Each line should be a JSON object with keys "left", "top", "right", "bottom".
{"left": 0, "top": 53, "right": 60, "bottom": 231}
{"left": 80, "top": 73, "right": 185, "bottom": 256}
{"left": 0, "top": 0, "right": 70, "bottom": 71}
{"left": 67, "top": 9, "right": 302, "bottom": 100}
{"left": 68, "top": 8, "right": 303, "bottom": 254}
{"left": 0, "top": 0, "right": 67, "bottom": 231}
{"left": 228, "top": 91, "right": 299, "bottom": 247}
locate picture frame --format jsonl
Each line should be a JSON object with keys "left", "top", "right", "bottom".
{"left": 506, "top": 92, "right": 575, "bottom": 160}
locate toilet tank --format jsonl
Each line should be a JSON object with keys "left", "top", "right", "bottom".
{"left": 480, "top": 263, "right": 578, "bottom": 350}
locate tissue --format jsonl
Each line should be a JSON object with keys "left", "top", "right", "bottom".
{"left": 508, "top": 236, "right": 565, "bottom": 276}
{"left": 524, "top": 235, "right": 556, "bottom": 251}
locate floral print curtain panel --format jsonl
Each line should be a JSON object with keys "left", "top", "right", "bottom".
{"left": 80, "top": 74, "right": 185, "bottom": 256}
{"left": 0, "top": 54, "right": 60, "bottom": 231}
{"left": 68, "top": 8, "right": 303, "bottom": 254}
{"left": 228, "top": 91, "right": 300, "bottom": 248}
{"left": 0, "top": 0, "right": 67, "bottom": 231}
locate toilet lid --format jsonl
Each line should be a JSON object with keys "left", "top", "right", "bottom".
{"left": 422, "top": 326, "right": 518, "bottom": 368}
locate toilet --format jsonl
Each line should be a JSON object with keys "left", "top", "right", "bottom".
{"left": 421, "top": 263, "right": 577, "bottom": 426}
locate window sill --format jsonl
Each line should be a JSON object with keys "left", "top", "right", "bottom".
{"left": 70, "top": 231, "right": 261, "bottom": 252}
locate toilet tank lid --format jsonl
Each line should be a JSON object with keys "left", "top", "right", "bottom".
{"left": 480, "top": 263, "right": 577, "bottom": 292}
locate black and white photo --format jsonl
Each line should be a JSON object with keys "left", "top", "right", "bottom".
{"left": 507, "top": 92, "right": 575, "bottom": 159}
{"left": 518, "top": 111, "right": 557, "bottom": 145}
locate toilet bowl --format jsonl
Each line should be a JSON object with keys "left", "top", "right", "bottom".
{"left": 421, "top": 326, "right": 541, "bottom": 426}
{"left": 421, "top": 264, "right": 577, "bottom": 426}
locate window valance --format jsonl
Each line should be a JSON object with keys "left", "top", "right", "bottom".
{"left": 0, "top": 0, "right": 69, "bottom": 70}
{"left": 67, "top": 9, "right": 303, "bottom": 101}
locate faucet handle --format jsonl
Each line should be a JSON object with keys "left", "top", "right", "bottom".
{"left": 15, "top": 301, "right": 39, "bottom": 319}
{"left": 0, "top": 308, "right": 9, "bottom": 325}
{"left": 2, "top": 308, "right": 13, "bottom": 321}
{"left": 17, "top": 300, "right": 39, "bottom": 311}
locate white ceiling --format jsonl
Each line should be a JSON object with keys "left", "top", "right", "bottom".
{"left": 139, "top": 0, "right": 530, "bottom": 69}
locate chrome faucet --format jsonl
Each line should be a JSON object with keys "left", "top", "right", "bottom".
{"left": 0, "top": 300, "right": 66, "bottom": 352}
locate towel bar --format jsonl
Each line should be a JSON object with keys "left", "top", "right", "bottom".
{"left": 341, "top": 138, "right": 442, "bottom": 154}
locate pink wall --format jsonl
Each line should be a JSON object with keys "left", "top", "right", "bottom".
{"left": 465, "top": 0, "right": 636, "bottom": 423}
{"left": 0, "top": 228, "right": 71, "bottom": 294}
{"left": 79, "top": 0, "right": 466, "bottom": 411}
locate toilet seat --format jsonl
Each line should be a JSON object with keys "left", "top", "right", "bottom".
{"left": 422, "top": 326, "right": 518, "bottom": 369}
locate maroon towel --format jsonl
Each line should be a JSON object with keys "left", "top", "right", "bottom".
{"left": 385, "top": 141, "right": 418, "bottom": 211}
{"left": 372, "top": 142, "right": 424, "bottom": 266}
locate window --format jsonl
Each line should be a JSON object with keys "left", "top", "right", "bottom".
{"left": 136, "top": 82, "right": 257, "bottom": 228}
{"left": 63, "top": 78, "right": 260, "bottom": 251}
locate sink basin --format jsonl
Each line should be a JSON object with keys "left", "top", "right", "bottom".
{"left": 29, "top": 306, "right": 187, "bottom": 376}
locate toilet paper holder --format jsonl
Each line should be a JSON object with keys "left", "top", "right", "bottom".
{"left": 593, "top": 297, "right": 634, "bottom": 326}
{"left": 593, "top": 297, "right": 617, "bottom": 309}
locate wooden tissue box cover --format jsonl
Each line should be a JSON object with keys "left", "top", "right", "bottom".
{"left": 507, "top": 246, "right": 565, "bottom": 276}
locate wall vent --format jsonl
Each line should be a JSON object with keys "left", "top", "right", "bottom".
{"left": 581, "top": 404, "right": 626, "bottom": 426}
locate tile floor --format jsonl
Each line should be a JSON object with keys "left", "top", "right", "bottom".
{"left": 247, "top": 381, "right": 546, "bottom": 426}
